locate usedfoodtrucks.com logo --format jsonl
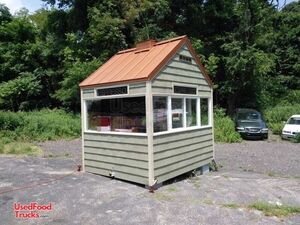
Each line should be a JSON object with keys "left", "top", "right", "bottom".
{"left": 14, "top": 202, "right": 53, "bottom": 219}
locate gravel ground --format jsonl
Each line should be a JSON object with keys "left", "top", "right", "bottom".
{"left": 0, "top": 156, "right": 299, "bottom": 225}
{"left": 36, "top": 138, "right": 82, "bottom": 163}
{"left": 0, "top": 137, "right": 298, "bottom": 224}
{"left": 215, "top": 140, "right": 300, "bottom": 177}
{"left": 37, "top": 137, "right": 300, "bottom": 177}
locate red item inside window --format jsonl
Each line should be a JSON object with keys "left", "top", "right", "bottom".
{"left": 100, "top": 117, "right": 111, "bottom": 126}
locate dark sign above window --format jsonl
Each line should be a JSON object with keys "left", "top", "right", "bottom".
{"left": 179, "top": 55, "right": 192, "bottom": 63}
{"left": 174, "top": 85, "right": 197, "bottom": 95}
{"left": 97, "top": 86, "right": 128, "bottom": 96}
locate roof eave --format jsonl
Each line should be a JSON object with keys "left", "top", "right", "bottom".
{"left": 185, "top": 39, "right": 214, "bottom": 88}
{"left": 79, "top": 77, "right": 149, "bottom": 89}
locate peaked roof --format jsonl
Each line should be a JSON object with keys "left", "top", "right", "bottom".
{"left": 79, "top": 35, "right": 213, "bottom": 88}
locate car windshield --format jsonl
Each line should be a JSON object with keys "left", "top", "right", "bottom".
{"left": 287, "top": 117, "right": 300, "bottom": 125}
{"left": 237, "top": 112, "right": 260, "bottom": 120}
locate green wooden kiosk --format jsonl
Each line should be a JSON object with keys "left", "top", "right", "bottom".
{"left": 80, "top": 35, "right": 214, "bottom": 188}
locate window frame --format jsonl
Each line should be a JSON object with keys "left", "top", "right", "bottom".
{"left": 185, "top": 98, "right": 198, "bottom": 128}
{"left": 153, "top": 93, "right": 212, "bottom": 135}
{"left": 82, "top": 92, "right": 212, "bottom": 136}
{"left": 171, "top": 97, "right": 185, "bottom": 129}
{"left": 153, "top": 96, "right": 169, "bottom": 133}
{"left": 84, "top": 94, "right": 147, "bottom": 136}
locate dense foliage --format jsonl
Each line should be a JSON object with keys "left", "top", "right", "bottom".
{"left": 0, "top": 0, "right": 299, "bottom": 115}
{"left": 214, "top": 108, "right": 242, "bottom": 143}
{"left": 0, "top": 109, "right": 80, "bottom": 141}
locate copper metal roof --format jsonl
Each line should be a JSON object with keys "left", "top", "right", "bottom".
{"left": 79, "top": 35, "right": 212, "bottom": 88}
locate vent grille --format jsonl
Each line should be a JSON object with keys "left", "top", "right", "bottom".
{"left": 174, "top": 86, "right": 196, "bottom": 95}
{"left": 97, "top": 86, "right": 127, "bottom": 96}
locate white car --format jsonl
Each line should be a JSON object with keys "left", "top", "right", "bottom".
{"left": 282, "top": 115, "right": 300, "bottom": 139}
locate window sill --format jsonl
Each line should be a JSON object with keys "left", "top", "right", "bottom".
{"left": 153, "top": 125, "right": 212, "bottom": 136}
{"left": 84, "top": 130, "right": 147, "bottom": 137}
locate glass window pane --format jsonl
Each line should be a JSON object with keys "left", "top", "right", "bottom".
{"left": 200, "top": 98, "right": 209, "bottom": 126}
{"left": 174, "top": 86, "right": 196, "bottom": 95}
{"left": 153, "top": 97, "right": 168, "bottom": 132}
{"left": 186, "top": 99, "right": 197, "bottom": 127}
{"left": 86, "top": 97, "right": 146, "bottom": 133}
{"left": 172, "top": 98, "right": 183, "bottom": 128}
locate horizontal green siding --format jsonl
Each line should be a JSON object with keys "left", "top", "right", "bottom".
{"left": 168, "top": 60, "right": 200, "bottom": 72}
{"left": 84, "top": 132, "right": 148, "bottom": 185}
{"left": 152, "top": 45, "right": 210, "bottom": 94}
{"left": 129, "top": 83, "right": 146, "bottom": 95}
{"left": 85, "top": 166, "right": 148, "bottom": 184}
{"left": 82, "top": 88, "right": 94, "bottom": 98}
{"left": 153, "top": 127, "right": 213, "bottom": 183}
{"left": 198, "top": 90, "right": 212, "bottom": 97}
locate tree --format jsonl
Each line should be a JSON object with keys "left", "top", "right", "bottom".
{"left": 0, "top": 4, "right": 12, "bottom": 24}
{"left": 0, "top": 72, "right": 42, "bottom": 111}
{"left": 54, "top": 59, "right": 101, "bottom": 110}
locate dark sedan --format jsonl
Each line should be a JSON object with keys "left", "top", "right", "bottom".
{"left": 234, "top": 108, "right": 268, "bottom": 139}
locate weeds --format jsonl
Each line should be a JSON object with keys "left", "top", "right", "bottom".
{"left": 214, "top": 108, "right": 242, "bottom": 143}
{"left": 0, "top": 109, "right": 80, "bottom": 142}
{"left": 292, "top": 134, "right": 300, "bottom": 143}
{"left": 267, "top": 172, "right": 275, "bottom": 177}
{"left": 264, "top": 104, "right": 300, "bottom": 135}
{"left": 249, "top": 202, "right": 300, "bottom": 217}
{"left": 222, "top": 203, "right": 239, "bottom": 209}
{"left": 0, "top": 141, "right": 42, "bottom": 156}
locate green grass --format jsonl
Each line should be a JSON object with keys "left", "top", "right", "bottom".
{"left": 214, "top": 107, "right": 242, "bottom": 143}
{"left": 0, "top": 109, "right": 80, "bottom": 156}
{"left": 0, "top": 109, "right": 80, "bottom": 141}
{"left": 0, "top": 141, "right": 42, "bottom": 155}
{"left": 222, "top": 203, "right": 239, "bottom": 209}
{"left": 249, "top": 202, "right": 300, "bottom": 217}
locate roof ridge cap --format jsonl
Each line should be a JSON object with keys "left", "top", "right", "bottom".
{"left": 117, "top": 47, "right": 136, "bottom": 54}
{"left": 155, "top": 35, "right": 187, "bottom": 46}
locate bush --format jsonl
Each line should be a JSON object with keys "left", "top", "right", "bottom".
{"left": 292, "top": 134, "right": 300, "bottom": 143}
{"left": 264, "top": 104, "right": 300, "bottom": 134}
{"left": 0, "top": 111, "right": 24, "bottom": 130}
{"left": 0, "top": 109, "right": 80, "bottom": 141}
{"left": 0, "top": 72, "right": 42, "bottom": 111}
{"left": 267, "top": 122, "right": 284, "bottom": 135}
{"left": 214, "top": 107, "right": 242, "bottom": 143}
{"left": 278, "top": 90, "right": 300, "bottom": 106}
